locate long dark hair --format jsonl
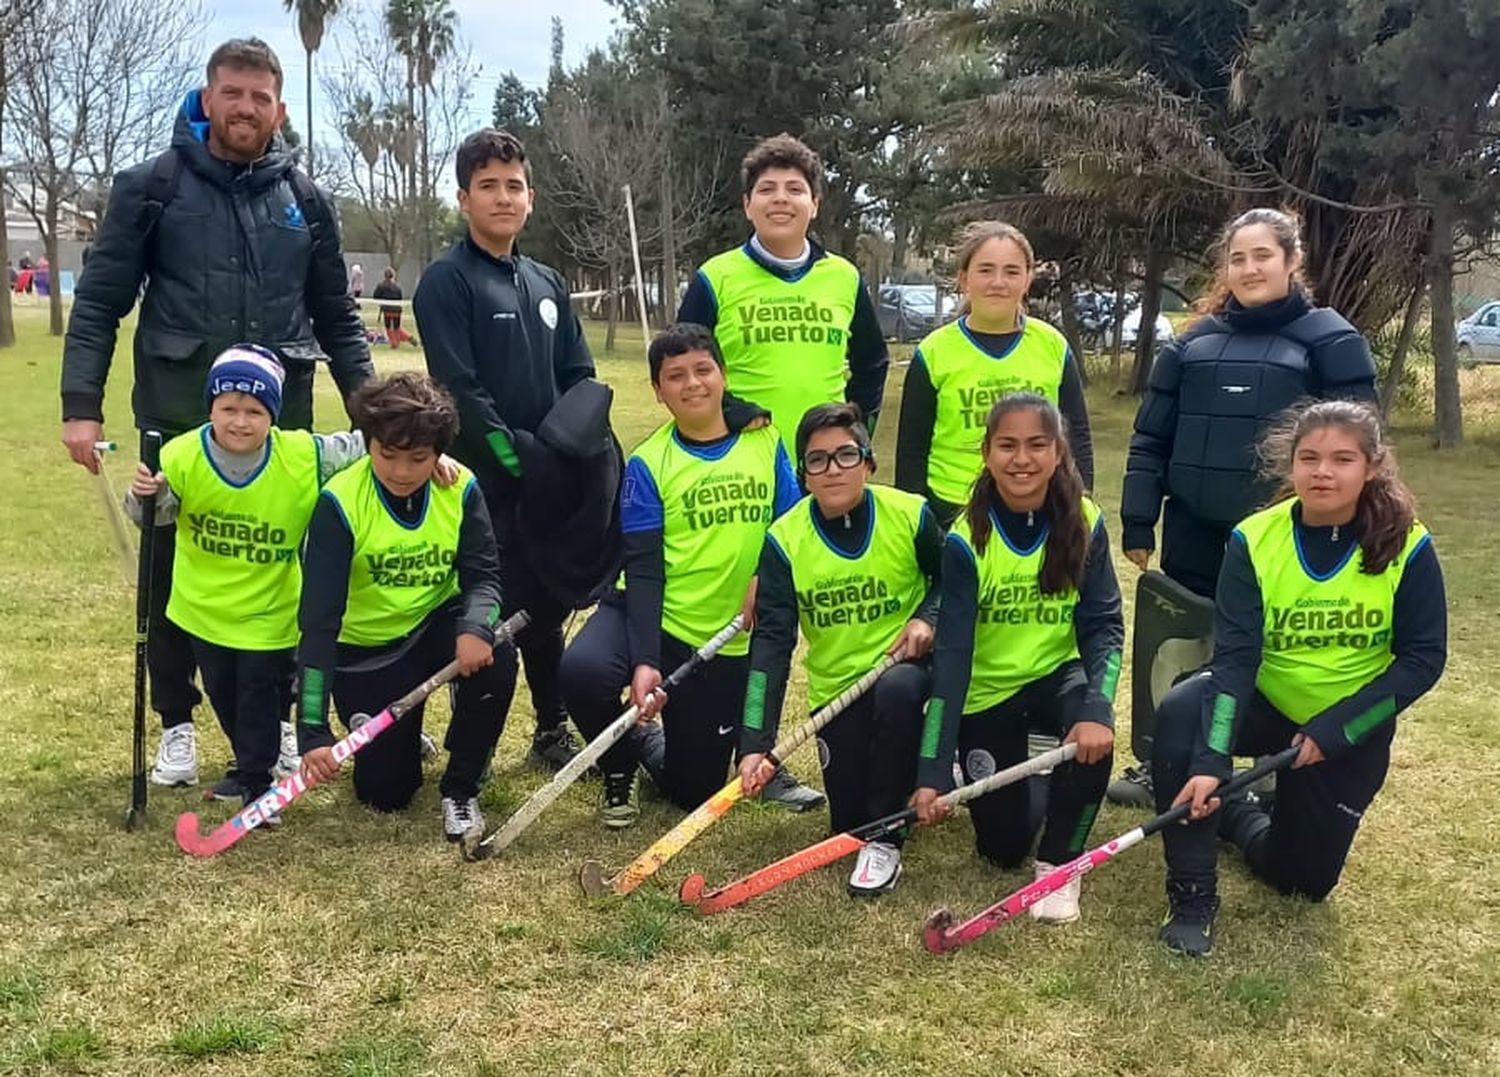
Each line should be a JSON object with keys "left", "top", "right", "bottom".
{"left": 1258, "top": 399, "right": 1416, "bottom": 574}
{"left": 964, "top": 393, "right": 1088, "bottom": 594}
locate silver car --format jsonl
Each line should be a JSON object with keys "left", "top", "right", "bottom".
{"left": 1456, "top": 301, "right": 1500, "bottom": 365}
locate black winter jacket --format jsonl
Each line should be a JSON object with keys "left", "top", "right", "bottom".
{"left": 1121, "top": 288, "right": 1376, "bottom": 550}
{"left": 61, "top": 92, "right": 373, "bottom": 434}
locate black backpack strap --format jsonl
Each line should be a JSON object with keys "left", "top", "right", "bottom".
{"left": 140, "top": 148, "right": 183, "bottom": 236}
{"left": 285, "top": 169, "right": 332, "bottom": 246}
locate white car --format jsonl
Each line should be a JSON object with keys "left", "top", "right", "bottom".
{"left": 1456, "top": 301, "right": 1500, "bottom": 365}
{"left": 1120, "top": 307, "right": 1176, "bottom": 349}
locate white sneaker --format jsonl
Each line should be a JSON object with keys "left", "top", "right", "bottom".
{"left": 273, "top": 721, "right": 301, "bottom": 779}
{"left": 150, "top": 724, "right": 199, "bottom": 786}
{"left": 847, "top": 841, "right": 902, "bottom": 896}
{"left": 1029, "top": 861, "right": 1081, "bottom": 924}
{"left": 442, "top": 796, "right": 484, "bottom": 843}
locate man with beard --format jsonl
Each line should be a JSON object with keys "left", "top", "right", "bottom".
{"left": 60, "top": 38, "right": 373, "bottom": 790}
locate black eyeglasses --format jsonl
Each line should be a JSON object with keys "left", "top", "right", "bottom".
{"left": 802, "top": 444, "right": 869, "bottom": 475}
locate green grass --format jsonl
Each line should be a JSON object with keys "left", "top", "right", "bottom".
{"left": 2, "top": 303, "right": 1499, "bottom": 1075}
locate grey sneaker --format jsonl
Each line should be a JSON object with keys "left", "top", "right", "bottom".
{"left": 203, "top": 773, "right": 242, "bottom": 802}
{"left": 442, "top": 796, "right": 484, "bottom": 843}
{"left": 1106, "top": 763, "right": 1155, "bottom": 808}
{"left": 760, "top": 768, "right": 825, "bottom": 812}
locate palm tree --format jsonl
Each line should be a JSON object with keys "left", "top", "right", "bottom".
{"left": 283, "top": 0, "right": 343, "bottom": 176}
{"left": 413, "top": 0, "right": 455, "bottom": 205}
{"left": 384, "top": 0, "right": 420, "bottom": 202}
{"left": 342, "top": 92, "right": 382, "bottom": 200}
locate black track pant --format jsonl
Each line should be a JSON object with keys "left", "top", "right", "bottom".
{"left": 190, "top": 637, "right": 293, "bottom": 796}
{"left": 1153, "top": 674, "right": 1392, "bottom": 901}
{"left": 488, "top": 491, "right": 570, "bottom": 736}
{"left": 559, "top": 602, "right": 745, "bottom": 810}
{"left": 958, "top": 661, "right": 1113, "bottom": 868}
{"left": 1159, "top": 499, "right": 1232, "bottom": 600}
{"left": 142, "top": 432, "right": 202, "bottom": 729}
{"left": 818, "top": 661, "right": 927, "bottom": 840}
{"left": 331, "top": 606, "right": 519, "bottom": 811}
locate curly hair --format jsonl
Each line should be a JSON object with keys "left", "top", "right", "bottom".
{"left": 348, "top": 372, "right": 460, "bottom": 453}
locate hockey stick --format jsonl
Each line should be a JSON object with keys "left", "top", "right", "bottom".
{"left": 460, "top": 615, "right": 745, "bottom": 861}
{"left": 681, "top": 743, "right": 1078, "bottom": 914}
{"left": 174, "top": 611, "right": 530, "bottom": 856}
{"left": 90, "top": 442, "right": 136, "bottom": 582}
{"left": 126, "top": 432, "right": 162, "bottom": 832}
{"left": 922, "top": 745, "right": 1299, "bottom": 954}
{"left": 580, "top": 652, "right": 902, "bottom": 898}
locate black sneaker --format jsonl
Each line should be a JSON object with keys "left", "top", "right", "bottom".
{"left": 529, "top": 725, "right": 582, "bottom": 771}
{"left": 203, "top": 773, "right": 243, "bottom": 802}
{"left": 1106, "top": 763, "right": 1155, "bottom": 808}
{"left": 1158, "top": 885, "right": 1218, "bottom": 958}
{"left": 601, "top": 770, "right": 640, "bottom": 829}
{"left": 760, "top": 768, "right": 825, "bottom": 812}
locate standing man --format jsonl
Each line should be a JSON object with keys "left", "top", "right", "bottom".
{"left": 60, "top": 38, "right": 374, "bottom": 788}
{"left": 676, "top": 132, "right": 890, "bottom": 810}
{"left": 414, "top": 129, "right": 594, "bottom": 771}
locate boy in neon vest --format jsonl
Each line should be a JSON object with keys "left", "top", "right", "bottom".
{"left": 559, "top": 323, "right": 801, "bottom": 828}
{"left": 678, "top": 134, "right": 888, "bottom": 439}
{"left": 295, "top": 373, "right": 518, "bottom": 842}
{"left": 679, "top": 133, "right": 888, "bottom": 810}
{"left": 739, "top": 403, "right": 943, "bottom": 895}
{"left": 126, "top": 345, "right": 368, "bottom": 814}
{"left": 1152, "top": 400, "right": 1445, "bottom": 957}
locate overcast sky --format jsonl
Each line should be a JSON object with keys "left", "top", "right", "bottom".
{"left": 204, "top": 0, "right": 618, "bottom": 142}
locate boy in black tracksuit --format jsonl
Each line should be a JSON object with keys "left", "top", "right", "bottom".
{"left": 415, "top": 129, "right": 595, "bottom": 771}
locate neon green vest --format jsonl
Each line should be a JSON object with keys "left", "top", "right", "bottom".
{"left": 698, "top": 245, "right": 861, "bottom": 437}
{"left": 950, "top": 497, "right": 1102, "bottom": 713}
{"left": 630, "top": 422, "right": 785, "bottom": 657}
{"left": 160, "top": 426, "right": 321, "bottom": 650}
{"left": 919, "top": 316, "right": 1070, "bottom": 504}
{"left": 1237, "top": 500, "right": 1428, "bottom": 723}
{"left": 767, "top": 485, "right": 930, "bottom": 708}
{"left": 322, "top": 457, "right": 470, "bottom": 647}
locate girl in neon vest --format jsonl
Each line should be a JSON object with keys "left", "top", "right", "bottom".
{"left": 913, "top": 394, "right": 1122, "bottom": 924}
{"left": 1153, "top": 400, "right": 1446, "bottom": 958}
{"left": 895, "top": 221, "right": 1094, "bottom": 526}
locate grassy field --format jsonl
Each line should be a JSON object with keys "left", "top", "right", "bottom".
{"left": 1, "top": 304, "right": 1498, "bottom": 1076}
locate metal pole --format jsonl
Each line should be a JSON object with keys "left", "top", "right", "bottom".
{"left": 622, "top": 183, "right": 652, "bottom": 357}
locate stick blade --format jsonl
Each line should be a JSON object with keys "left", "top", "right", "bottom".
{"left": 174, "top": 812, "right": 222, "bottom": 857}
{"left": 922, "top": 908, "right": 958, "bottom": 954}
{"left": 459, "top": 824, "right": 496, "bottom": 862}
{"left": 578, "top": 859, "right": 610, "bottom": 898}
{"left": 678, "top": 873, "right": 707, "bottom": 907}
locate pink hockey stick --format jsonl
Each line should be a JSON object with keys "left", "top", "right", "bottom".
{"left": 922, "top": 745, "right": 1298, "bottom": 953}
{"left": 175, "top": 610, "right": 530, "bottom": 857}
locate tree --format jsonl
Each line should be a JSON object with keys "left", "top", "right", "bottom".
{"left": 1242, "top": 0, "right": 1500, "bottom": 447}
{"left": 0, "top": 0, "right": 45, "bottom": 348}
{"left": 614, "top": 0, "right": 904, "bottom": 259}
{"left": 410, "top": 0, "right": 455, "bottom": 262}
{"left": 2, "top": 0, "right": 197, "bottom": 334}
{"left": 541, "top": 49, "right": 720, "bottom": 350}
{"left": 283, "top": 0, "right": 343, "bottom": 178}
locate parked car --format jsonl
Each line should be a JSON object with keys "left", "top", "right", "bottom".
{"left": 1120, "top": 306, "right": 1176, "bottom": 349}
{"left": 1456, "top": 301, "right": 1500, "bottom": 365}
{"left": 878, "top": 284, "right": 943, "bottom": 342}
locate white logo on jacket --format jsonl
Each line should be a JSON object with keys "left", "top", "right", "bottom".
{"left": 539, "top": 297, "right": 559, "bottom": 330}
